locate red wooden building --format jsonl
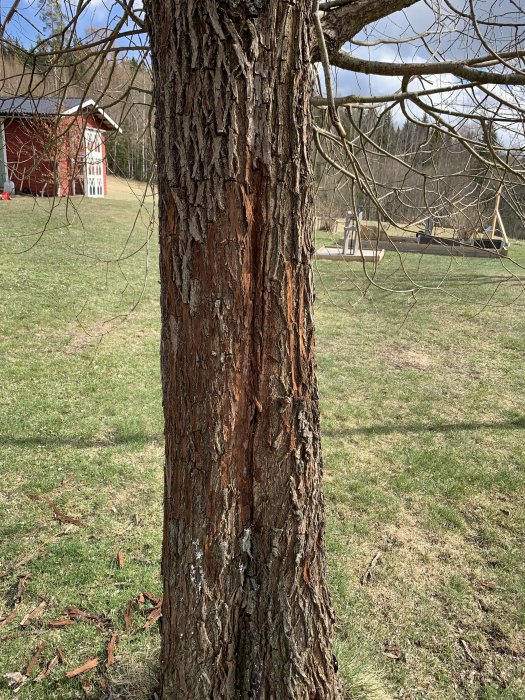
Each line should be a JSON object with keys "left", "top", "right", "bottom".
{"left": 0, "top": 97, "right": 121, "bottom": 197}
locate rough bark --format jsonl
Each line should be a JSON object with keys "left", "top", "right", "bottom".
{"left": 144, "top": 0, "right": 340, "bottom": 697}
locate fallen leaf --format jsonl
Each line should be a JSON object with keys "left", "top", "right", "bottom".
{"left": 143, "top": 605, "right": 162, "bottom": 630}
{"left": 56, "top": 647, "right": 66, "bottom": 663}
{"left": 65, "top": 657, "right": 99, "bottom": 678}
{"left": 48, "top": 618, "right": 76, "bottom": 627}
{"left": 137, "top": 593, "right": 145, "bottom": 605}
{"left": 44, "top": 497, "right": 83, "bottom": 527}
{"left": 361, "top": 551, "right": 382, "bottom": 585}
{"left": 5, "top": 672, "right": 27, "bottom": 690}
{"left": 66, "top": 605, "right": 97, "bottom": 619}
{"left": 143, "top": 591, "right": 161, "bottom": 606}
{"left": 117, "top": 551, "right": 124, "bottom": 569}
{"left": 65, "top": 606, "right": 110, "bottom": 630}
{"left": 20, "top": 600, "right": 46, "bottom": 627}
{"left": 0, "top": 610, "right": 17, "bottom": 628}
{"left": 26, "top": 641, "right": 46, "bottom": 676}
{"left": 6, "top": 574, "right": 31, "bottom": 608}
{"left": 124, "top": 600, "right": 133, "bottom": 631}
{"left": 107, "top": 633, "right": 117, "bottom": 667}
{"left": 35, "top": 655, "right": 59, "bottom": 683}
{"left": 66, "top": 606, "right": 98, "bottom": 621}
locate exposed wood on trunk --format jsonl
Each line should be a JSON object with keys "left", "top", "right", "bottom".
{"left": 144, "top": 0, "right": 340, "bottom": 697}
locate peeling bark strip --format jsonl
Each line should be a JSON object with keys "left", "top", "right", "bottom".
{"left": 143, "top": 0, "right": 340, "bottom": 697}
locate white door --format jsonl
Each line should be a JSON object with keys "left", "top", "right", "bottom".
{"left": 84, "top": 129, "right": 104, "bottom": 197}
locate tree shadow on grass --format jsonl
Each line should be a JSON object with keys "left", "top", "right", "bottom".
{"left": 407, "top": 274, "right": 525, "bottom": 287}
{"left": 4, "top": 418, "right": 525, "bottom": 446}
{"left": 324, "top": 416, "right": 525, "bottom": 439}
{"left": 0, "top": 433, "right": 163, "bottom": 448}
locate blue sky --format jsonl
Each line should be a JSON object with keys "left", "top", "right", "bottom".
{"left": 6, "top": 0, "right": 525, "bottom": 123}
{"left": 5, "top": 0, "right": 130, "bottom": 49}
{"left": 329, "top": 0, "right": 525, "bottom": 99}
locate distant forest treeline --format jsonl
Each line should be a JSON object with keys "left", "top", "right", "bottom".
{"left": 314, "top": 107, "right": 525, "bottom": 239}
{"left": 1, "top": 2, "right": 523, "bottom": 238}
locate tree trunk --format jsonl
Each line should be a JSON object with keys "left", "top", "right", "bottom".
{"left": 144, "top": 1, "right": 340, "bottom": 697}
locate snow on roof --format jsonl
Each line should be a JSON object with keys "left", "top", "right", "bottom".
{"left": 0, "top": 96, "right": 121, "bottom": 132}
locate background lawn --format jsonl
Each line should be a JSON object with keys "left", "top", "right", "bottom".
{"left": 0, "top": 180, "right": 524, "bottom": 699}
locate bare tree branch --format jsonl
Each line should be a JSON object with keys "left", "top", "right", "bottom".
{"left": 316, "top": 0, "right": 420, "bottom": 58}
{"left": 329, "top": 49, "right": 525, "bottom": 85}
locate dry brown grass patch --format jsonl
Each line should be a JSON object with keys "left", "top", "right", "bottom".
{"left": 377, "top": 342, "right": 433, "bottom": 371}
{"left": 64, "top": 322, "right": 112, "bottom": 355}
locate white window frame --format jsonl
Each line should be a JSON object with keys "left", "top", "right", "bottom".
{"left": 84, "top": 128, "right": 104, "bottom": 197}
{"left": 0, "top": 120, "right": 9, "bottom": 185}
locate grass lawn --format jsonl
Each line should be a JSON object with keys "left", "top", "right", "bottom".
{"left": 1, "top": 178, "right": 524, "bottom": 699}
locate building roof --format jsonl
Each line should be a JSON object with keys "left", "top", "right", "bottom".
{"left": 0, "top": 96, "right": 121, "bottom": 132}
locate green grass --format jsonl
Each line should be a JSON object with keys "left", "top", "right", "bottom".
{"left": 314, "top": 232, "right": 525, "bottom": 698}
{"left": 1, "top": 181, "right": 525, "bottom": 698}
{"left": 0, "top": 180, "right": 162, "bottom": 699}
